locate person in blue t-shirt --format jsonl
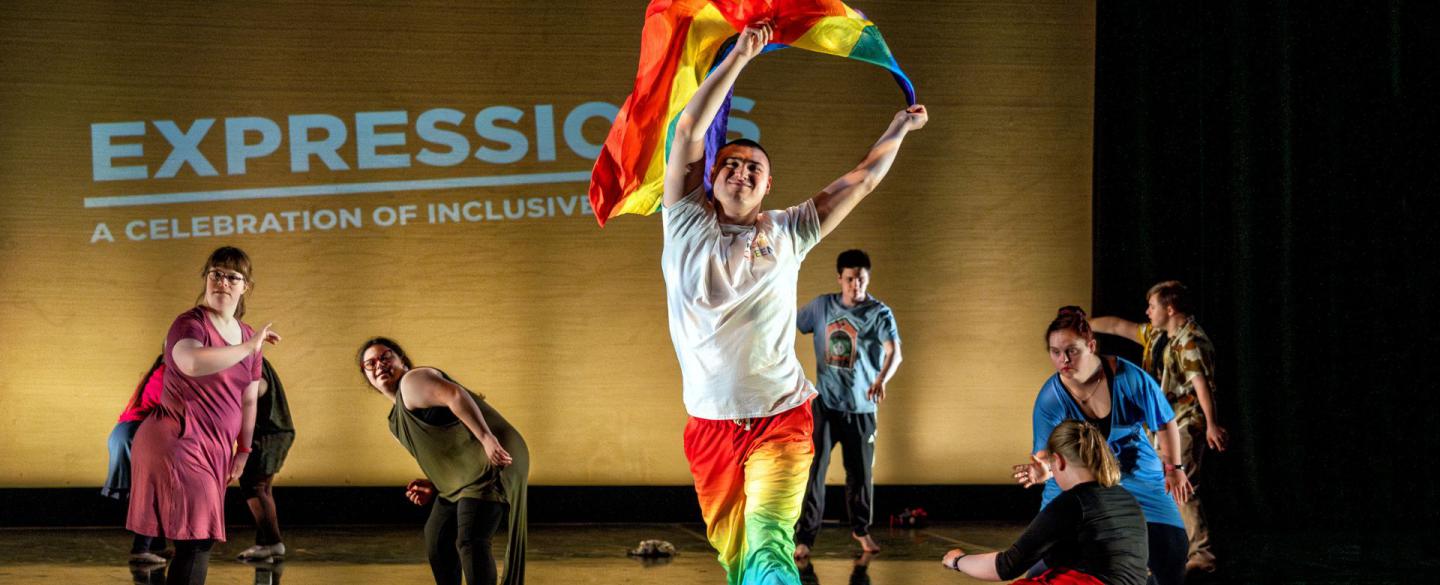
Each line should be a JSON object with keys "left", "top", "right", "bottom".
{"left": 793, "top": 249, "right": 903, "bottom": 558}
{"left": 1011, "top": 306, "right": 1192, "bottom": 585}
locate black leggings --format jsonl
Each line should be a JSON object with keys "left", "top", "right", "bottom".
{"left": 424, "top": 497, "right": 508, "bottom": 585}
{"left": 168, "top": 539, "right": 214, "bottom": 585}
{"left": 1146, "top": 522, "right": 1188, "bottom": 585}
{"left": 131, "top": 533, "right": 168, "bottom": 554}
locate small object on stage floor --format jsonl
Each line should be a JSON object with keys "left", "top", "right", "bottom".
{"left": 889, "top": 507, "right": 929, "bottom": 528}
{"left": 627, "top": 539, "right": 677, "bottom": 567}
{"left": 628, "top": 539, "right": 677, "bottom": 557}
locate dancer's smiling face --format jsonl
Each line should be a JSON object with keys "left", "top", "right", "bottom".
{"left": 710, "top": 144, "right": 772, "bottom": 217}
{"left": 361, "top": 344, "right": 408, "bottom": 392}
{"left": 1047, "top": 329, "right": 1098, "bottom": 380}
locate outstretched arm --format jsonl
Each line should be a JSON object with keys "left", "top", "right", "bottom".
{"left": 171, "top": 322, "right": 280, "bottom": 378}
{"left": 1090, "top": 316, "right": 1143, "bottom": 343}
{"left": 942, "top": 549, "right": 1003, "bottom": 581}
{"left": 812, "top": 105, "right": 928, "bottom": 238}
{"left": 1012, "top": 451, "right": 1053, "bottom": 488}
{"left": 663, "top": 23, "right": 773, "bottom": 207}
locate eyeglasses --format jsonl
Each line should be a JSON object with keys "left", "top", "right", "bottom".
{"left": 362, "top": 351, "right": 397, "bottom": 372}
{"left": 205, "top": 269, "right": 247, "bottom": 286}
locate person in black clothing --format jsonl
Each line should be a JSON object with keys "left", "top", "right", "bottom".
{"left": 235, "top": 358, "right": 295, "bottom": 562}
{"left": 941, "top": 420, "right": 1149, "bottom": 585}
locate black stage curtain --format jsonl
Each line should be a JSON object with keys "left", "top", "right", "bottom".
{"left": 1093, "top": 0, "right": 1437, "bottom": 534}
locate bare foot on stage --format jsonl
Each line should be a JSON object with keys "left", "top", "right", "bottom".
{"left": 852, "top": 532, "right": 881, "bottom": 553}
{"left": 855, "top": 550, "right": 877, "bottom": 566}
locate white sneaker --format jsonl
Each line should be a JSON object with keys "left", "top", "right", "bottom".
{"left": 236, "top": 543, "right": 286, "bottom": 561}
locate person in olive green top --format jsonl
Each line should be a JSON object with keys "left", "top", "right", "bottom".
{"left": 358, "top": 337, "right": 529, "bottom": 585}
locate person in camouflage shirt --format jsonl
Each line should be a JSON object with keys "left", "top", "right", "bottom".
{"left": 1091, "top": 281, "right": 1227, "bottom": 574}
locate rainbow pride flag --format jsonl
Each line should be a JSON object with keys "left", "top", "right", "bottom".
{"left": 588, "top": 0, "right": 916, "bottom": 226}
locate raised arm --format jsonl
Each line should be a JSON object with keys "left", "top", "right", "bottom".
{"left": 811, "top": 105, "right": 928, "bottom": 238}
{"left": 1090, "top": 316, "right": 1143, "bottom": 343}
{"left": 400, "top": 368, "right": 514, "bottom": 468}
{"left": 663, "top": 22, "right": 773, "bottom": 207}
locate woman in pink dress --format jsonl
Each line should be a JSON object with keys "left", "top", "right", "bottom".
{"left": 128, "top": 246, "right": 280, "bottom": 585}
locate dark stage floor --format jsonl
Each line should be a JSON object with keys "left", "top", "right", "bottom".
{"left": 0, "top": 522, "right": 1427, "bottom": 584}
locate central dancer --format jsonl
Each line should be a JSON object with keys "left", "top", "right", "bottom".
{"left": 660, "top": 22, "right": 927, "bottom": 585}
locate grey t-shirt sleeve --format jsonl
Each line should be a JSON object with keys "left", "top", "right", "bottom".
{"left": 878, "top": 307, "right": 899, "bottom": 342}
{"left": 797, "top": 296, "right": 823, "bottom": 335}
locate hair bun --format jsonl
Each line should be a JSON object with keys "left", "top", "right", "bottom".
{"left": 1057, "top": 305, "right": 1087, "bottom": 318}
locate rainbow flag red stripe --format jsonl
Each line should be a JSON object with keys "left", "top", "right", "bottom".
{"left": 589, "top": 0, "right": 916, "bottom": 226}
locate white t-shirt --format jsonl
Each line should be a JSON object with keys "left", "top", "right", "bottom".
{"left": 661, "top": 186, "right": 822, "bottom": 420}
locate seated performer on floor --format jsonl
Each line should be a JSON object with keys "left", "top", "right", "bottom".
{"left": 941, "top": 420, "right": 1149, "bottom": 585}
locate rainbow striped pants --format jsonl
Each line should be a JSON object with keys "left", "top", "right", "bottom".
{"left": 684, "top": 402, "right": 814, "bottom": 585}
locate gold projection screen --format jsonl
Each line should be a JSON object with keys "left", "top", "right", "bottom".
{"left": 0, "top": 2, "right": 1093, "bottom": 487}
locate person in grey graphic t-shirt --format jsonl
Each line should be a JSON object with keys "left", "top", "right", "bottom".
{"left": 793, "top": 249, "right": 902, "bottom": 557}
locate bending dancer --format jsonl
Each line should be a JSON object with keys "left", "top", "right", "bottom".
{"left": 1012, "top": 307, "right": 1191, "bottom": 585}
{"left": 103, "top": 355, "right": 171, "bottom": 564}
{"left": 794, "top": 249, "right": 902, "bottom": 557}
{"left": 358, "top": 337, "right": 529, "bottom": 585}
{"left": 942, "top": 420, "right": 1148, "bottom": 585}
{"left": 661, "top": 22, "right": 926, "bottom": 584}
{"left": 1091, "top": 281, "right": 1224, "bottom": 573}
{"left": 128, "top": 246, "right": 280, "bottom": 585}
{"left": 235, "top": 358, "right": 296, "bottom": 562}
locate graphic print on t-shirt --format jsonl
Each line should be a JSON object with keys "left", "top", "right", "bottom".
{"left": 752, "top": 233, "right": 774, "bottom": 258}
{"left": 825, "top": 317, "right": 859, "bottom": 369}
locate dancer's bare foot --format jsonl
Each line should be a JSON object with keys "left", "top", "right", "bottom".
{"left": 794, "top": 543, "right": 811, "bottom": 559}
{"left": 852, "top": 532, "right": 881, "bottom": 553}
{"left": 1186, "top": 551, "right": 1217, "bottom": 573}
{"left": 855, "top": 550, "right": 877, "bottom": 566}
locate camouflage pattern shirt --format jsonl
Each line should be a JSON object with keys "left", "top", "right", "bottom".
{"left": 1152, "top": 318, "right": 1216, "bottom": 429}
{"left": 1137, "top": 323, "right": 1166, "bottom": 381}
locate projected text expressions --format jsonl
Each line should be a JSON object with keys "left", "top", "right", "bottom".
{"left": 90, "top": 99, "right": 761, "bottom": 183}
